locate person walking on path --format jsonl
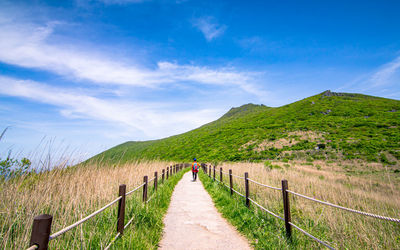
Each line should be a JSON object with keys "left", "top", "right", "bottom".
{"left": 192, "top": 158, "right": 199, "bottom": 181}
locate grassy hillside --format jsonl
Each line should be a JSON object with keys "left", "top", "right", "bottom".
{"left": 90, "top": 91, "right": 400, "bottom": 164}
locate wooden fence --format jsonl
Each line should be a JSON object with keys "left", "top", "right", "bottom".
{"left": 27, "top": 163, "right": 190, "bottom": 250}
{"left": 201, "top": 164, "right": 400, "bottom": 250}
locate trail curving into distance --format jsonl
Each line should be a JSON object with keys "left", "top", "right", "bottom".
{"left": 159, "top": 172, "right": 252, "bottom": 250}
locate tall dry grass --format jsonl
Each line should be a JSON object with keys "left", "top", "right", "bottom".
{"left": 0, "top": 161, "right": 174, "bottom": 249}
{"left": 217, "top": 160, "right": 400, "bottom": 249}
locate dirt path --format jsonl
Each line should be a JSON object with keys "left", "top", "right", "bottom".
{"left": 159, "top": 172, "right": 252, "bottom": 250}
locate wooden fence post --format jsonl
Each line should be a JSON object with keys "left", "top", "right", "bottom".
{"left": 117, "top": 184, "right": 126, "bottom": 235}
{"left": 281, "top": 179, "right": 292, "bottom": 239}
{"left": 229, "top": 169, "right": 233, "bottom": 196}
{"left": 166, "top": 167, "right": 169, "bottom": 180}
{"left": 143, "top": 176, "right": 148, "bottom": 202}
{"left": 220, "top": 168, "right": 223, "bottom": 182}
{"left": 29, "top": 214, "right": 53, "bottom": 250}
{"left": 170, "top": 166, "right": 172, "bottom": 176}
{"left": 213, "top": 165, "right": 216, "bottom": 181}
{"left": 162, "top": 169, "right": 165, "bottom": 183}
{"left": 245, "top": 172, "right": 249, "bottom": 207}
{"left": 154, "top": 171, "right": 158, "bottom": 191}
{"left": 208, "top": 165, "right": 211, "bottom": 177}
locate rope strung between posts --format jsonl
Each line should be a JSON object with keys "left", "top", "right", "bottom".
{"left": 26, "top": 245, "right": 38, "bottom": 250}
{"left": 126, "top": 182, "right": 145, "bottom": 196}
{"left": 248, "top": 197, "right": 284, "bottom": 221}
{"left": 146, "top": 193, "right": 156, "bottom": 203}
{"left": 211, "top": 171, "right": 245, "bottom": 197}
{"left": 247, "top": 178, "right": 281, "bottom": 191}
{"left": 231, "top": 187, "right": 245, "bottom": 198}
{"left": 289, "top": 222, "right": 335, "bottom": 250}
{"left": 147, "top": 177, "right": 156, "bottom": 183}
{"left": 287, "top": 190, "right": 400, "bottom": 223}
{"left": 124, "top": 214, "right": 135, "bottom": 230}
{"left": 231, "top": 173, "right": 244, "bottom": 179}
{"left": 49, "top": 196, "right": 122, "bottom": 240}
{"left": 221, "top": 170, "right": 230, "bottom": 175}
{"left": 104, "top": 232, "right": 121, "bottom": 250}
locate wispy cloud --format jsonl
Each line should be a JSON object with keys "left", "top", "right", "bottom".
{"left": 370, "top": 55, "right": 400, "bottom": 87}
{"left": 0, "top": 75, "right": 222, "bottom": 139}
{"left": 192, "top": 16, "right": 227, "bottom": 41}
{"left": 338, "top": 55, "right": 400, "bottom": 93}
{"left": 0, "top": 18, "right": 265, "bottom": 97}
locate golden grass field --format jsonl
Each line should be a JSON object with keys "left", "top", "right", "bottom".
{"left": 216, "top": 160, "right": 400, "bottom": 249}
{"left": 1, "top": 158, "right": 399, "bottom": 249}
{"left": 0, "top": 161, "right": 174, "bottom": 249}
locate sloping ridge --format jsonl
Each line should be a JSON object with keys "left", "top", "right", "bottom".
{"left": 87, "top": 90, "right": 400, "bottom": 164}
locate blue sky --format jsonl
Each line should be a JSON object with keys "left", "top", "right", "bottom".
{"left": 1, "top": 0, "right": 399, "bottom": 163}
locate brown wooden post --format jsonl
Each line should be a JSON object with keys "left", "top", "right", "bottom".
{"left": 209, "top": 165, "right": 211, "bottom": 177}
{"left": 220, "top": 167, "right": 223, "bottom": 182}
{"left": 229, "top": 169, "right": 233, "bottom": 196}
{"left": 170, "top": 166, "right": 172, "bottom": 176}
{"left": 154, "top": 171, "right": 158, "bottom": 191}
{"left": 143, "top": 176, "right": 148, "bottom": 202}
{"left": 166, "top": 167, "right": 169, "bottom": 180}
{"left": 29, "top": 214, "right": 52, "bottom": 250}
{"left": 117, "top": 184, "right": 126, "bottom": 235}
{"left": 162, "top": 169, "right": 165, "bottom": 183}
{"left": 282, "top": 180, "right": 292, "bottom": 239}
{"left": 213, "top": 165, "right": 216, "bottom": 181}
{"left": 245, "top": 172, "right": 249, "bottom": 207}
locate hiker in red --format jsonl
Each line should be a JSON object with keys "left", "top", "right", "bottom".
{"left": 192, "top": 158, "right": 199, "bottom": 181}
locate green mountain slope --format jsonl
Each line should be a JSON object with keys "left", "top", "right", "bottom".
{"left": 90, "top": 91, "right": 400, "bottom": 164}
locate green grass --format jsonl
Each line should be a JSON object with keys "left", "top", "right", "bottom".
{"left": 111, "top": 167, "right": 188, "bottom": 249}
{"left": 198, "top": 170, "right": 334, "bottom": 249}
{"left": 46, "top": 168, "right": 189, "bottom": 249}
{"left": 88, "top": 91, "right": 400, "bottom": 164}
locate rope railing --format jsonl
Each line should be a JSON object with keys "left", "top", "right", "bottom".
{"left": 231, "top": 173, "right": 244, "bottom": 179}
{"left": 146, "top": 193, "right": 156, "bottom": 203}
{"left": 49, "top": 196, "right": 122, "bottom": 240}
{"left": 286, "top": 190, "right": 400, "bottom": 223}
{"left": 126, "top": 182, "right": 145, "bottom": 196}
{"left": 26, "top": 245, "right": 38, "bottom": 250}
{"left": 289, "top": 222, "right": 335, "bottom": 250}
{"left": 247, "top": 178, "right": 281, "bottom": 191}
{"left": 27, "top": 163, "right": 190, "bottom": 250}
{"left": 248, "top": 197, "right": 284, "bottom": 221}
{"left": 221, "top": 170, "right": 230, "bottom": 175}
{"left": 231, "top": 187, "right": 246, "bottom": 198}
{"left": 215, "top": 176, "right": 245, "bottom": 198}
{"left": 104, "top": 232, "right": 121, "bottom": 250}
{"left": 203, "top": 165, "right": 400, "bottom": 249}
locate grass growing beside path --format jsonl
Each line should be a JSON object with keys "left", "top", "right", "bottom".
{"left": 0, "top": 162, "right": 187, "bottom": 249}
{"left": 111, "top": 167, "right": 189, "bottom": 249}
{"left": 199, "top": 170, "right": 331, "bottom": 250}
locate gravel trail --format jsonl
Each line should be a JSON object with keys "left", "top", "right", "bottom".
{"left": 159, "top": 172, "right": 252, "bottom": 250}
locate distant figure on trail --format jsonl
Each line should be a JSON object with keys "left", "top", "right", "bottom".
{"left": 192, "top": 158, "right": 199, "bottom": 181}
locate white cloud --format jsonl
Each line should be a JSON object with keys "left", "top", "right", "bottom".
{"left": 370, "top": 55, "right": 400, "bottom": 86}
{"left": 338, "top": 55, "right": 400, "bottom": 93}
{"left": 192, "top": 16, "right": 227, "bottom": 41}
{"left": 0, "top": 17, "right": 266, "bottom": 97}
{"left": 0, "top": 76, "right": 222, "bottom": 139}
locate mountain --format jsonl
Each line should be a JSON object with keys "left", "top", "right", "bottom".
{"left": 89, "top": 91, "right": 400, "bottom": 165}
